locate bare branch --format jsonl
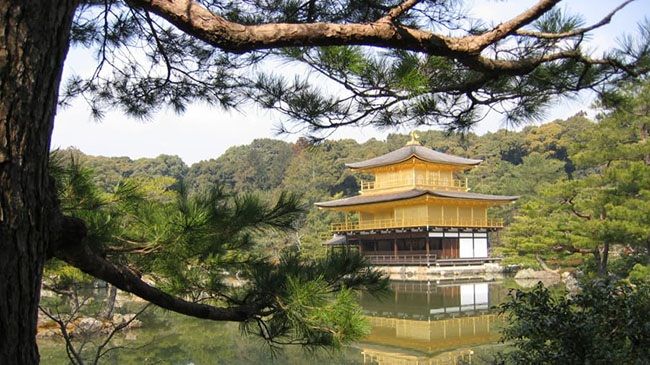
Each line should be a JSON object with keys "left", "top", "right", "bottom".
{"left": 42, "top": 283, "right": 75, "bottom": 297}
{"left": 93, "top": 304, "right": 151, "bottom": 365}
{"left": 39, "top": 306, "right": 85, "bottom": 365}
{"left": 515, "top": 0, "right": 636, "bottom": 39}
{"left": 561, "top": 197, "right": 593, "bottom": 220}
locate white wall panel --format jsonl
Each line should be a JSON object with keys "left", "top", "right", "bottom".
{"left": 474, "top": 238, "right": 488, "bottom": 257}
{"left": 459, "top": 238, "right": 474, "bottom": 258}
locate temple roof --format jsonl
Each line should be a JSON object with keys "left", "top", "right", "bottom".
{"left": 346, "top": 145, "right": 482, "bottom": 170}
{"left": 322, "top": 235, "right": 347, "bottom": 246}
{"left": 315, "top": 189, "right": 519, "bottom": 208}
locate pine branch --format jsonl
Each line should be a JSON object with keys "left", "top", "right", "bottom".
{"left": 378, "top": 0, "right": 422, "bottom": 23}
{"left": 53, "top": 221, "right": 271, "bottom": 322}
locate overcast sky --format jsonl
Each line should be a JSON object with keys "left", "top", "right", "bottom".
{"left": 51, "top": 0, "right": 649, "bottom": 165}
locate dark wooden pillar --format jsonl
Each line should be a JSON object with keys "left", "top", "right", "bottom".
{"left": 393, "top": 239, "right": 398, "bottom": 259}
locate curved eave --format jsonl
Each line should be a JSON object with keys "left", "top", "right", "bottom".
{"left": 315, "top": 189, "right": 519, "bottom": 209}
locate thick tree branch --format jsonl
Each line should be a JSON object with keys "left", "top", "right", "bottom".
{"left": 466, "top": 0, "right": 560, "bottom": 51}
{"left": 552, "top": 245, "right": 595, "bottom": 255}
{"left": 132, "top": 0, "right": 454, "bottom": 54}
{"left": 131, "top": 0, "right": 641, "bottom": 86}
{"left": 52, "top": 216, "right": 269, "bottom": 323}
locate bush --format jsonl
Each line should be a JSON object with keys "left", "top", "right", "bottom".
{"left": 496, "top": 279, "right": 650, "bottom": 364}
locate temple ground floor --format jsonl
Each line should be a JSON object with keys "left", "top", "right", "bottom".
{"left": 326, "top": 227, "right": 499, "bottom": 266}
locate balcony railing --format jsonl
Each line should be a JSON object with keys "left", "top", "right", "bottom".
{"left": 360, "top": 176, "right": 467, "bottom": 193}
{"left": 364, "top": 254, "right": 437, "bottom": 266}
{"left": 331, "top": 217, "right": 503, "bottom": 232}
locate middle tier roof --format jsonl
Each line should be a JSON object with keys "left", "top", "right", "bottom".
{"left": 315, "top": 189, "right": 519, "bottom": 208}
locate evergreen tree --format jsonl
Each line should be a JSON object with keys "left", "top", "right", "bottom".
{"left": 503, "top": 78, "right": 650, "bottom": 274}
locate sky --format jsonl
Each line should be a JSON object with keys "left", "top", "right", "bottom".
{"left": 51, "top": 0, "right": 649, "bottom": 165}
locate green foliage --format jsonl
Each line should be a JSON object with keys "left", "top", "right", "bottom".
{"left": 503, "top": 79, "right": 650, "bottom": 274}
{"left": 240, "top": 250, "right": 388, "bottom": 352}
{"left": 47, "top": 153, "right": 389, "bottom": 353}
{"left": 55, "top": 148, "right": 189, "bottom": 192}
{"left": 497, "top": 280, "right": 650, "bottom": 364}
{"left": 500, "top": 153, "right": 567, "bottom": 198}
{"left": 629, "top": 264, "right": 650, "bottom": 284}
{"left": 497, "top": 199, "right": 568, "bottom": 267}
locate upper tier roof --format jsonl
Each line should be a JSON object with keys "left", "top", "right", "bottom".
{"left": 315, "top": 189, "right": 519, "bottom": 208}
{"left": 346, "top": 145, "right": 482, "bottom": 170}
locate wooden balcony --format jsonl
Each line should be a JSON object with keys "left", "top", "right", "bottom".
{"left": 331, "top": 217, "right": 503, "bottom": 232}
{"left": 360, "top": 177, "right": 467, "bottom": 193}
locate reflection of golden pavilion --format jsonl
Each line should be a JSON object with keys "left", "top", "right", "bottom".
{"left": 317, "top": 134, "right": 518, "bottom": 265}
{"left": 363, "top": 314, "right": 500, "bottom": 355}
{"left": 362, "top": 344, "right": 474, "bottom": 365}
{"left": 357, "top": 281, "right": 506, "bottom": 363}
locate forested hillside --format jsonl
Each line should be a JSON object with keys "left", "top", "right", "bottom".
{"left": 61, "top": 112, "right": 595, "bottom": 259}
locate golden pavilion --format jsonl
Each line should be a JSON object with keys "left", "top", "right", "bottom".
{"left": 316, "top": 133, "right": 518, "bottom": 265}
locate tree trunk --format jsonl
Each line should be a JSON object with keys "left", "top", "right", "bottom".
{"left": 99, "top": 285, "right": 118, "bottom": 320}
{"left": 600, "top": 242, "right": 610, "bottom": 276}
{"left": 0, "top": 1, "right": 78, "bottom": 363}
{"left": 592, "top": 247, "right": 602, "bottom": 273}
{"left": 641, "top": 123, "right": 650, "bottom": 166}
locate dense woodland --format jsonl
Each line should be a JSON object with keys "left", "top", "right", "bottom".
{"left": 59, "top": 111, "right": 590, "bottom": 255}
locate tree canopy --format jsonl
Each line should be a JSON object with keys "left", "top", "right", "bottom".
{"left": 64, "top": 0, "right": 650, "bottom": 135}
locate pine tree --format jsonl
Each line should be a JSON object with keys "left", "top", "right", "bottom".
{"left": 503, "top": 78, "right": 650, "bottom": 274}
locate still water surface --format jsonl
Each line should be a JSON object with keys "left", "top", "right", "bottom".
{"left": 40, "top": 279, "right": 512, "bottom": 364}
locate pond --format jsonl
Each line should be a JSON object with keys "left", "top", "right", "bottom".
{"left": 39, "top": 279, "right": 514, "bottom": 364}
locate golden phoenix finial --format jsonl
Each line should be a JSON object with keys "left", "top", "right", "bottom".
{"left": 406, "top": 131, "right": 420, "bottom": 146}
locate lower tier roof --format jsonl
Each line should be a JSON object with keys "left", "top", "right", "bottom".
{"left": 315, "top": 189, "right": 519, "bottom": 208}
